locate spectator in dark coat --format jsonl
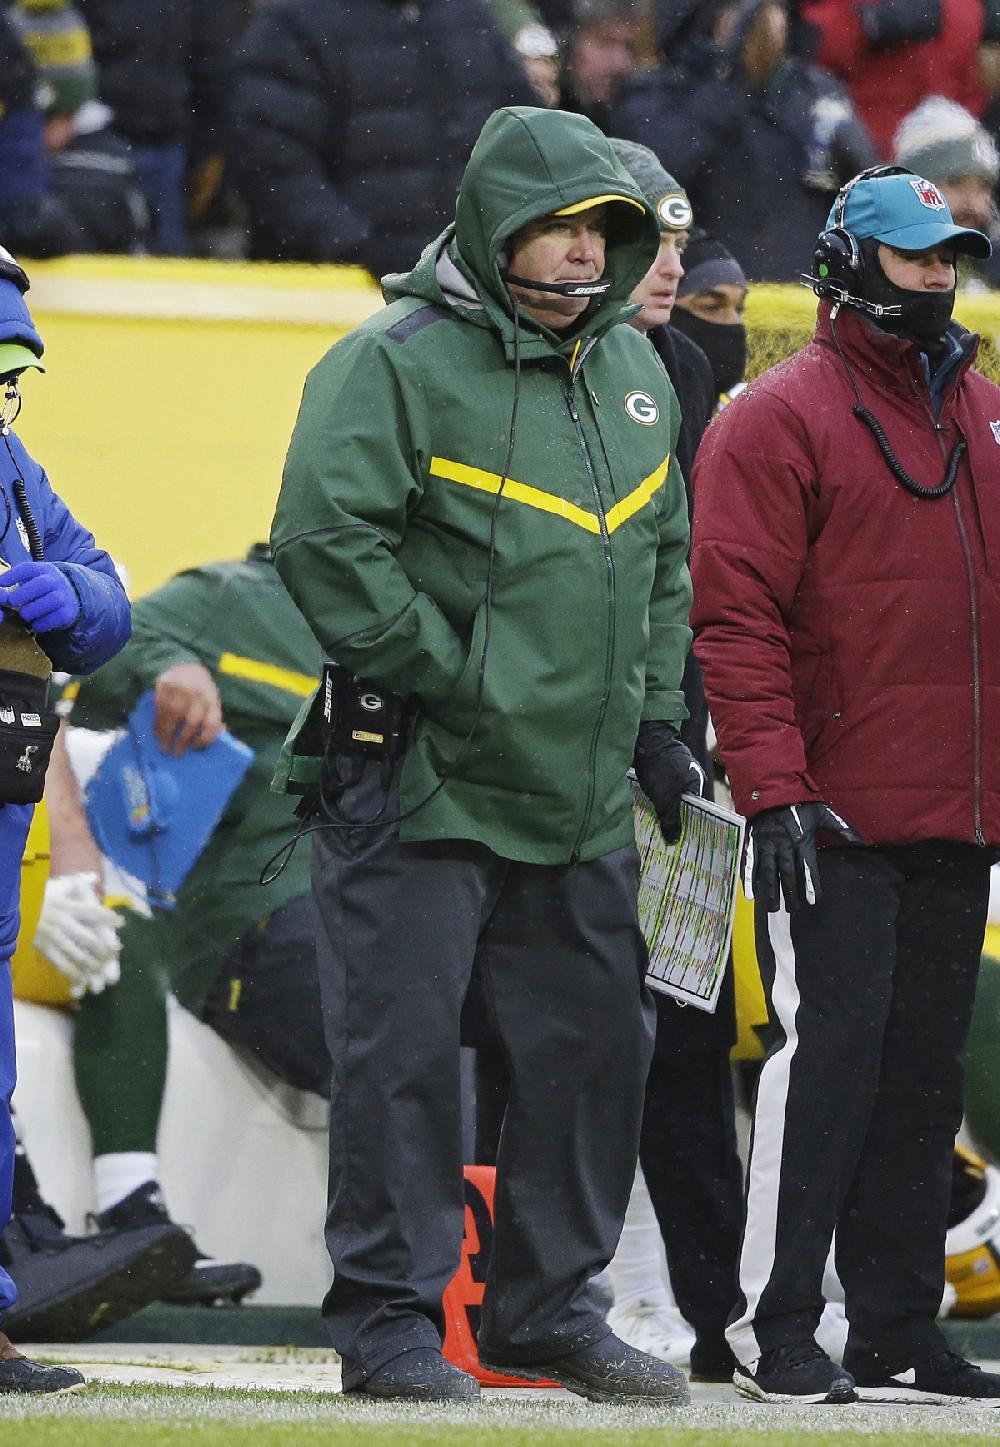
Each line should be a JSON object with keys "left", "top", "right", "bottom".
{"left": 76, "top": 0, "right": 240, "bottom": 253}
{"left": 0, "top": 11, "right": 82, "bottom": 257}
{"left": 227, "top": 0, "right": 535, "bottom": 277}
{"left": 11, "top": 0, "right": 148, "bottom": 254}
{"left": 614, "top": 0, "right": 877, "bottom": 279}
{"left": 560, "top": 0, "right": 639, "bottom": 132}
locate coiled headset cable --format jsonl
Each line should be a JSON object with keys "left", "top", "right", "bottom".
{"left": 829, "top": 305, "right": 966, "bottom": 500}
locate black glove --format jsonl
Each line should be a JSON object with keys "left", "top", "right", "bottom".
{"left": 859, "top": 0, "right": 941, "bottom": 50}
{"left": 747, "top": 802, "right": 862, "bottom": 913}
{"left": 633, "top": 721, "right": 706, "bottom": 846}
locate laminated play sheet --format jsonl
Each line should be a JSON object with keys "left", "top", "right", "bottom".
{"left": 631, "top": 781, "right": 744, "bottom": 1013}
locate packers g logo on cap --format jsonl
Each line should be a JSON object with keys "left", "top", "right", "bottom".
{"left": 656, "top": 192, "right": 693, "bottom": 230}
{"left": 625, "top": 391, "right": 659, "bottom": 425}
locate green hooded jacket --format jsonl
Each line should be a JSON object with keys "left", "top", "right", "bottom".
{"left": 70, "top": 547, "right": 323, "bottom": 1014}
{"left": 271, "top": 106, "right": 692, "bottom": 865}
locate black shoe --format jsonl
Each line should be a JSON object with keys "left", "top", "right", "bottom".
{"left": 2, "top": 1201, "right": 197, "bottom": 1342}
{"left": 734, "top": 1342, "right": 857, "bottom": 1403}
{"left": 344, "top": 1348, "right": 480, "bottom": 1402}
{"left": 480, "top": 1331, "right": 690, "bottom": 1404}
{"left": 93, "top": 1182, "right": 262, "bottom": 1306}
{"left": 0, "top": 1332, "right": 84, "bottom": 1394}
{"left": 690, "top": 1337, "right": 739, "bottom": 1384}
{"left": 850, "top": 1350, "right": 1000, "bottom": 1405}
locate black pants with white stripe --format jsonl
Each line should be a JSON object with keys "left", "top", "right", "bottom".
{"left": 729, "top": 842, "right": 991, "bottom": 1375}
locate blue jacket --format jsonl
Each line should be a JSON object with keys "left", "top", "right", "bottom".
{"left": 0, "top": 428, "right": 130, "bottom": 963}
{"left": 0, "top": 428, "right": 130, "bottom": 673}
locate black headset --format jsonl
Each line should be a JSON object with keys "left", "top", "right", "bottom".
{"left": 810, "top": 164, "right": 916, "bottom": 306}
{"left": 0, "top": 247, "right": 30, "bottom": 296}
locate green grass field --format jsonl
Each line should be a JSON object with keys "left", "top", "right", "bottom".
{"left": 2, "top": 1383, "right": 1000, "bottom": 1447}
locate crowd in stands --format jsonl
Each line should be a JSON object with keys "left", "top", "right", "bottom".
{"left": 1, "top": 0, "right": 999, "bottom": 281}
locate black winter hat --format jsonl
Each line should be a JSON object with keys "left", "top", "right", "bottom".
{"left": 676, "top": 230, "right": 747, "bottom": 297}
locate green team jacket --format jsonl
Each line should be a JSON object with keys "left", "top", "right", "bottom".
{"left": 70, "top": 547, "right": 323, "bottom": 1014}
{"left": 272, "top": 106, "right": 692, "bottom": 865}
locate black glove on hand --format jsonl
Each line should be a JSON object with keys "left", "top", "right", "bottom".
{"left": 859, "top": 0, "right": 941, "bottom": 49}
{"left": 633, "top": 721, "right": 706, "bottom": 846}
{"left": 747, "top": 802, "right": 862, "bottom": 913}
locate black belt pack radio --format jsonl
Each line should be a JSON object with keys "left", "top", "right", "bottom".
{"left": 321, "top": 661, "right": 408, "bottom": 760}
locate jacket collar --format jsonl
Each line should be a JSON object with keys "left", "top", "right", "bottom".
{"left": 812, "top": 300, "right": 978, "bottom": 415}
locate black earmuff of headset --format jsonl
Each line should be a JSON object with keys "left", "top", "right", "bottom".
{"left": 810, "top": 164, "right": 917, "bottom": 301}
{"left": 0, "top": 247, "right": 29, "bottom": 296}
{"left": 811, "top": 226, "right": 864, "bottom": 300}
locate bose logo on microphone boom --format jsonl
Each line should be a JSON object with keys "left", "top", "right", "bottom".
{"left": 561, "top": 279, "right": 611, "bottom": 296}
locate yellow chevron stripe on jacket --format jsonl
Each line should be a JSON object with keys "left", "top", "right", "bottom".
{"left": 428, "top": 455, "right": 670, "bottom": 535}
{"left": 217, "top": 653, "right": 318, "bottom": 697}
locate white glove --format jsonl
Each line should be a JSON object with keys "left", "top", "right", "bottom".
{"left": 33, "top": 872, "right": 124, "bottom": 999}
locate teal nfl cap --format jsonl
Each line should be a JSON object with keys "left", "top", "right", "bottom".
{"left": 829, "top": 171, "right": 991, "bottom": 259}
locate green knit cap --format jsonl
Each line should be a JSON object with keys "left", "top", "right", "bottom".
{"left": 608, "top": 138, "right": 694, "bottom": 232}
{"left": 12, "top": 0, "right": 98, "bottom": 116}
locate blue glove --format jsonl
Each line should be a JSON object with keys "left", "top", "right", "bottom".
{"left": 2, "top": 561, "right": 80, "bottom": 632}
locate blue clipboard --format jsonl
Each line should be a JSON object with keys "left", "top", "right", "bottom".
{"left": 84, "top": 689, "right": 255, "bottom": 908}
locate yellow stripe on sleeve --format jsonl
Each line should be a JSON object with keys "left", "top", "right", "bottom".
{"left": 217, "top": 653, "right": 318, "bottom": 697}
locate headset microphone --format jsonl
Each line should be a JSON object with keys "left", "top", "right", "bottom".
{"left": 499, "top": 271, "right": 612, "bottom": 298}
{"left": 799, "top": 268, "right": 903, "bottom": 319}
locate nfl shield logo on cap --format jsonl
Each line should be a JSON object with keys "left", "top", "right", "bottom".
{"left": 911, "top": 178, "right": 947, "bottom": 210}
{"left": 990, "top": 420, "right": 1000, "bottom": 446}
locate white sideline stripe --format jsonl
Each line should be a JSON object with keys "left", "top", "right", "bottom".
{"left": 728, "top": 901, "right": 801, "bottom": 1366}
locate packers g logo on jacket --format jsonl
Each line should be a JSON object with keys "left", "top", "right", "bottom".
{"left": 625, "top": 391, "right": 659, "bottom": 425}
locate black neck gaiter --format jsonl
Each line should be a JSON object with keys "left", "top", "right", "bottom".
{"left": 855, "top": 238, "right": 956, "bottom": 349}
{"left": 671, "top": 308, "right": 748, "bottom": 396}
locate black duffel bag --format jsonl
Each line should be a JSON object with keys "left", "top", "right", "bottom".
{"left": 0, "top": 668, "right": 58, "bottom": 804}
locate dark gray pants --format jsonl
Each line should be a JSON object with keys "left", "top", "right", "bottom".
{"left": 729, "top": 842, "right": 990, "bottom": 1375}
{"left": 311, "top": 765, "right": 655, "bottom": 1386}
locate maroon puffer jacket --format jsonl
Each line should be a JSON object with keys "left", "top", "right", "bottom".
{"left": 691, "top": 300, "right": 1000, "bottom": 848}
